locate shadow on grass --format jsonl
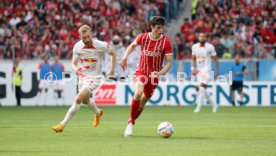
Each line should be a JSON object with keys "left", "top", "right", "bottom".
{"left": 125, "top": 135, "right": 213, "bottom": 141}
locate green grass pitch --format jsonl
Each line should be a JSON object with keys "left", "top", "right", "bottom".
{"left": 0, "top": 106, "right": 276, "bottom": 156}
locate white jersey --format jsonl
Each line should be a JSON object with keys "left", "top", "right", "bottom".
{"left": 192, "top": 42, "right": 216, "bottom": 71}
{"left": 72, "top": 39, "right": 111, "bottom": 79}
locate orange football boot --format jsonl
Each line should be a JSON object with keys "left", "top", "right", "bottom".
{"left": 93, "top": 109, "right": 103, "bottom": 128}
{"left": 52, "top": 124, "right": 64, "bottom": 133}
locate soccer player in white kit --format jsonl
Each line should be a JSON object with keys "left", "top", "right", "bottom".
{"left": 52, "top": 25, "right": 116, "bottom": 133}
{"left": 191, "top": 33, "right": 219, "bottom": 113}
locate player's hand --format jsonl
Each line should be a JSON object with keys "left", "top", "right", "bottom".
{"left": 151, "top": 71, "right": 161, "bottom": 78}
{"left": 120, "top": 58, "right": 127, "bottom": 71}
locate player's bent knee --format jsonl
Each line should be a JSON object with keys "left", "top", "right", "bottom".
{"left": 75, "top": 95, "right": 82, "bottom": 104}
{"left": 82, "top": 97, "right": 90, "bottom": 105}
{"left": 143, "top": 93, "right": 152, "bottom": 99}
{"left": 77, "top": 87, "right": 91, "bottom": 104}
{"left": 134, "top": 91, "right": 143, "bottom": 99}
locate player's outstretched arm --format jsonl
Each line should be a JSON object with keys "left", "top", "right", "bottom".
{"left": 107, "top": 48, "right": 116, "bottom": 77}
{"left": 191, "top": 55, "right": 196, "bottom": 73}
{"left": 212, "top": 55, "right": 219, "bottom": 78}
{"left": 71, "top": 59, "right": 79, "bottom": 75}
{"left": 120, "top": 41, "right": 137, "bottom": 70}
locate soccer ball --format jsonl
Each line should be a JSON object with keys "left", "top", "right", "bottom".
{"left": 157, "top": 122, "right": 174, "bottom": 138}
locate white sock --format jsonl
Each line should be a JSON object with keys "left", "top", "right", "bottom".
{"left": 196, "top": 87, "right": 205, "bottom": 110}
{"left": 86, "top": 99, "right": 99, "bottom": 116}
{"left": 60, "top": 103, "right": 80, "bottom": 126}
{"left": 205, "top": 90, "right": 216, "bottom": 107}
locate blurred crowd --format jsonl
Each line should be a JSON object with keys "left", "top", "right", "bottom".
{"left": 0, "top": 0, "right": 181, "bottom": 60}
{"left": 175, "top": 0, "right": 276, "bottom": 59}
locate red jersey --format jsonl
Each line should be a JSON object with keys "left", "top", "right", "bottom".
{"left": 134, "top": 33, "right": 172, "bottom": 75}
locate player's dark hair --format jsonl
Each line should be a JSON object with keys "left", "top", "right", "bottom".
{"left": 150, "top": 16, "right": 166, "bottom": 26}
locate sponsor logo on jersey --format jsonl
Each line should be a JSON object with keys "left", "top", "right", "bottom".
{"left": 80, "top": 58, "right": 98, "bottom": 63}
{"left": 144, "top": 50, "right": 161, "bottom": 57}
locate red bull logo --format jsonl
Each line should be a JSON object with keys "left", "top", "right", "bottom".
{"left": 80, "top": 58, "right": 98, "bottom": 63}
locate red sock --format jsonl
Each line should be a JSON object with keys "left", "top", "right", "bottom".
{"left": 135, "top": 108, "right": 144, "bottom": 120}
{"left": 128, "top": 98, "right": 140, "bottom": 125}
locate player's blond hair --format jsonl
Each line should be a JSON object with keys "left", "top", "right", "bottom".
{"left": 78, "top": 25, "right": 91, "bottom": 35}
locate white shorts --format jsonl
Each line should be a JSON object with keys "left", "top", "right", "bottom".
{"left": 197, "top": 71, "right": 211, "bottom": 85}
{"left": 78, "top": 77, "right": 102, "bottom": 93}
{"left": 39, "top": 80, "right": 50, "bottom": 89}
{"left": 54, "top": 80, "right": 65, "bottom": 90}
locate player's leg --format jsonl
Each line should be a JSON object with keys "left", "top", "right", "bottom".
{"left": 194, "top": 83, "right": 207, "bottom": 112}
{"left": 87, "top": 98, "right": 103, "bottom": 128}
{"left": 53, "top": 81, "right": 59, "bottom": 105}
{"left": 135, "top": 94, "right": 149, "bottom": 120}
{"left": 124, "top": 80, "right": 145, "bottom": 137}
{"left": 15, "top": 86, "right": 21, "bottom": 106}
{"left": 58, "top": 80, "right": 65, "bottom": 105}
{"left": 56, "top": 90, "right": 62, "bottom": 105}
{"left": 129, "top": 81, "right": 144, "bottom": 124}
{"left": 195, "top": 72, "right": 215, "bottom": 112}
{"left": 54, "top": 82, "right": 64, "bottom": 106}
{"left": 238, "top": 83, "right": 243, "bottom": 106}
{"left": 204, "top": 90, "right": 218, "bottom": 112}
{"left": 53, "top": 89, "right": 59, "bottom": 105}
{"left": 231, "top": 83, "right": 236, "bottom": 106}
{"left": 43, "top": 87, "right": 49, "bottom": 105}
{"left": 231, "top": 90, "right": 236, "bottom": 106}
{"left": 135, "top": 77, "right": 158, "bottom": 120}
{"left": 36, "top": 80, "right": 43, "bottom": 105}
{"left": 58, "top": 90, "right": 65, "bottom": 105}
{"left": 239, "top": 90, "right": 243, "bottom": 106}
{"left": 52, "top": 87, "right": 87, "bottom": 133}
{"left": 81, "top": 84, "right": 103, "bottom": 128}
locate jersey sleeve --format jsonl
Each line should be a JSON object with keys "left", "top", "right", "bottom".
{"left": 210, "top": 45, "right": 217, "bottom": 56}
{"left": 164, "top": 38, "right": 173, "bottom": 55}
{"left": 133, "top": 33, "right": 143, "bottom": 46}
{"left": 191, "top": 45, "right": 196, "bottom": 56}
{"left": 98, "top": 40, "right": 111, "bottom": 54}
{"left": 72, "top": 44, "right": 79, "bottom": 60}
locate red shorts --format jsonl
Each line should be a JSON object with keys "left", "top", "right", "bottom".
{"left": 135, "top": 72, "right": 159, "bottom": 98}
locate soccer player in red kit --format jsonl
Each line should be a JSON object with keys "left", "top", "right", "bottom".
{"left": 120, "top": 16, "right": 173, "bottom": 137}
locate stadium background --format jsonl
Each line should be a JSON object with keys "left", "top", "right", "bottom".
{"left": 0, "top": 1, "right": 276, "bottom": 156}
{"left": 0, "top": 0, "right": 275, "bottom": 106}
